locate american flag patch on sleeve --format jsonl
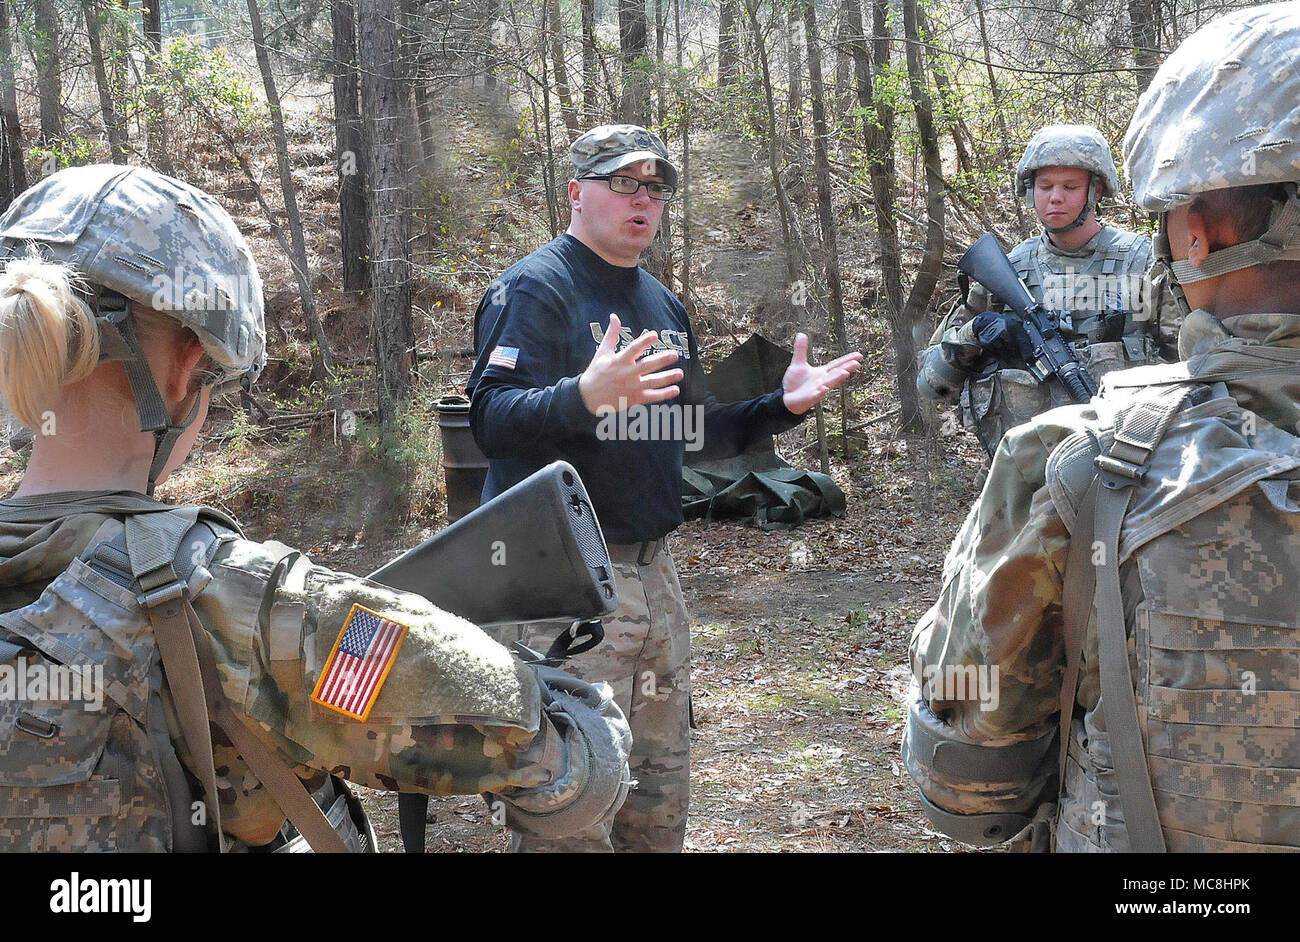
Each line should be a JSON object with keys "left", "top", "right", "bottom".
{"left": 489, "top": 345, "right": 520, "bottom": 370}
{"left": 311, "top": 604, "right": 409, "bottom": 721}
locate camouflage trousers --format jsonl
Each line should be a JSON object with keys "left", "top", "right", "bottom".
{"left": 486, "top": 539, "right": 691, "bottom": 852}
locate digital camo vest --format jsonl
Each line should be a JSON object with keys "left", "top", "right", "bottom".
{"left": 1046, "top": 371, "right": 1300, "bottom": 852}
{"left": 0, "top": 508, "right": 371, "bottom": 852}
{"left": 963, "top": 228, "right": 1161, "bottom": 458}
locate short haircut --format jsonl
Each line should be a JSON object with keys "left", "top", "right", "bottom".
{"left": 1190, "top": 182, "right": 1287, "bottom": 249}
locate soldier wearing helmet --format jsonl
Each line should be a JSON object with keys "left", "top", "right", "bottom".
{"left": 903, "top": 2, "right": 1300, "bottom": 853}
{"left": 0, "top": 165, "right": 631, "bottom": 852}
{"left": 917, "top": 124, "right": 1172, "bottom": 459}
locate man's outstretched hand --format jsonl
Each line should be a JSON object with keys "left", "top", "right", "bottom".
{"left": 781, "top": 333, "right": 864, "bottom": 415}
{"left": 579, "top": 313, "right": 685, "bottom": 415}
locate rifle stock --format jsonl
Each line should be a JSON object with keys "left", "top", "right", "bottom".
{"left": 368, "top": 460, "right": 618, "bottom": 626}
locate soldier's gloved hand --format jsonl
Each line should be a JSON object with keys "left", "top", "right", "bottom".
{"left": 486, "top": 664, "right": 632, "bottom": 839}
{"left": 971, "top": 312, "right": 1033, "bottom": 362}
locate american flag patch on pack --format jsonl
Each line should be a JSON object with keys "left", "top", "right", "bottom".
{"left": 489, "top": 345, "right": 519, "bottom": 369}
{"left": 311, "top": 605, "right": 409, "bottom": 721}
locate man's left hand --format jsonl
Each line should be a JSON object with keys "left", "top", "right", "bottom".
{"left": 781, "top": 333, "right": 864, "bottom": 416}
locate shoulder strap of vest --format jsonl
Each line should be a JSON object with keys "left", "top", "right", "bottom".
{"left": 89, "top": 510, "right": 348, "bottom": 854}
{"left": 1092, "top": 225, "right": 1121, "bottom": 256}
{"left": 0, "top": 494, "right": 243, "bottom": 530}
{"left": 1010, "top": 237, "right": 1043, "bottom": 286}
{"left": 1057, "top": 382, "right": 1194, "bottom": 853}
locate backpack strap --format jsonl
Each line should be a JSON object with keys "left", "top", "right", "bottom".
{"left": 1058, "top": 383, "right": 1193, "bottom": 853}
{"left": 89, "top": 510, "right": 348, "bottom": 853}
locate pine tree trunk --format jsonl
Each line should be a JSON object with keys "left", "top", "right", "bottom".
{"left": 332, "top": 0, "right": 371, "bottom": 293}
{"left": 581, "top": 0, "right": 598, "bottom": 122}
{"left": 538, "top": 1, "right": 559, "bottom": 237}
{"left": 803, "top": 0, "right": 850, "bottom": 447}
{"left": 785, "top": 4, "right": 802, "bottom": 143}
{"left": 743, "top": 0, "right": 807, "bottom": 287}
{"left": 917, "top": 5, "right": 970, "bottom": 176}
{"left": 618, "top": 0, "right": 649, "bottom": 123}
{"left": 654, "top": 0, "right": 667, "bottom": 124}
{"left": 409, "top": 0, "right": 436, "bottom": 163}
{"left": 83, "top": 0, "right": 126, "bottom": 163}
{"left": 897, "top": 0, "right": 943, "bottom": 433}
{"left": 142, "top": 1, "right": 173, "bottom": 175}
{"left": 674, "top": 0, "right": 692, "bottom": 307}
{"left": 485, "top": 0, "right": 499, "bottom": 93}
{"left": 833, "top": 18, "right": 851, "bottom": 124}
{"left": 845, "top": 0, "right": 909, "bottom": 422}
{"left": 973, "top": 0, "right": 1025, "bottom": 235}
{"left": 0, "top": 0, "right": 27, "bottom": 209}
{"left": 360, "top": 0, "right": 414, "bottom": 425}
{"left": 718, "top": 0, "right": 738, "bottom": 87}
{"left": 1128, "top": 0, "right": 1158, "bottom": 94}
{"left": 247, "top": 0, "right": 335, "bottom": 388}
{"left": 34, "top": 0, "right": 62, "bottom": 146}
{"left": 547, "top": 0, "right": 578, "bottom": 138}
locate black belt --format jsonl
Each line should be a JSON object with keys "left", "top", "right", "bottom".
{"left": 607, "top": 539, "right": 663, "bottom": 566}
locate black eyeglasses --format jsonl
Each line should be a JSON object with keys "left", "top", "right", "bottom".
{"left": 581, "top": 174, "right": 677, "bottom": 202}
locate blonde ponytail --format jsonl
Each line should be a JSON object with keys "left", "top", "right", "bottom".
{"left": 0, "top": 251, "right": 100, "bottom": 430}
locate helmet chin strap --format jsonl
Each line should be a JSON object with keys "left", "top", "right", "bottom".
{"left": 1041, "top": 172, "right": 1100, "bottom": 235}
{"left": 1151, "top": 222, "right": 1194, "bottom": 326}
{"left": 94, "top": 299, "right": 204, "bottom": 497}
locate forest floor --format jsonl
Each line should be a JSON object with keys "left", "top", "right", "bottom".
{"left": 0, "top": 79, "right": 989, "bottom": 852}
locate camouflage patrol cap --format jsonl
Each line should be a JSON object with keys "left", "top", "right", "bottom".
{"left": 1123, "top": 2, "right": 1300, "bottom": 213}
{"left": 0, "top": 164, "right": 266, "bottom": 382}
{"left": 1014, "top": 125, "right": 1122, "bottom": 199}
{"left": 569, "top": 125, "right": 680, "bottom": 189}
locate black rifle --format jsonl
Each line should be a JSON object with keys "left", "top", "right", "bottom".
{"left": 956, "top": 232, "right": 1098, "bottom": 403}
{"left": 367, "top": 461, "right": 619, "bottom": 852}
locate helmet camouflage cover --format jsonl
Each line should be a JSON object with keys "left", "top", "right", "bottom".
{"left": 1014, "top": 124, "right": 1122, "bottom": 200}
{"left": 1123, "top": 1, "right": 1300, "bottom": 213}
{"left": 0, "top": 164, "right": 266, "bottom": 383}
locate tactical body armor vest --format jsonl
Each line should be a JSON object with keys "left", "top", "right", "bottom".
{"left": 963, "top": 227, "right": 1161, "bottom": 457}
{"left": 1047, "top": 368, "right": 1300, "bottom": 852}
{"left": 0, "top": 508, "right": 371, "bottom": 852}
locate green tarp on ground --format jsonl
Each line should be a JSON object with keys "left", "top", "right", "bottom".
{"left": 682, "top": 334, "right": 846, "bottom": 529}
{"left": 682, "top": 463, "right": 846, "bottom": 530}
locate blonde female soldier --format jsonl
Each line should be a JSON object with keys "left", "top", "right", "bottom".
{"left": 0, "top": 165, "right": 629, "bottom": 852}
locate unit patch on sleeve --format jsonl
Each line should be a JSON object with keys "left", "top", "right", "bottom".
{"left": 310, "top": 604, "right": 410, "bottom": 721}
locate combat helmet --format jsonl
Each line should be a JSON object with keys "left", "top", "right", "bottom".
{"left": 1014, "top": 124, "right": 1122, "bottom": 234}
{"left": 1123, "top": 2, "right": 1300, "bottom": 295}
{"left": 0, "top": 164, "right": 267, "bottom": 493}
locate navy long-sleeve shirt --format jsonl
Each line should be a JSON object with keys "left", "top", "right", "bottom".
{"left": 466, "top": 234, "right": 803, "bottom": 543}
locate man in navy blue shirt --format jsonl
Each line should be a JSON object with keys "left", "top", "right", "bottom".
{"left": 468, "top": 124, "right": 861, "bottom": 851}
